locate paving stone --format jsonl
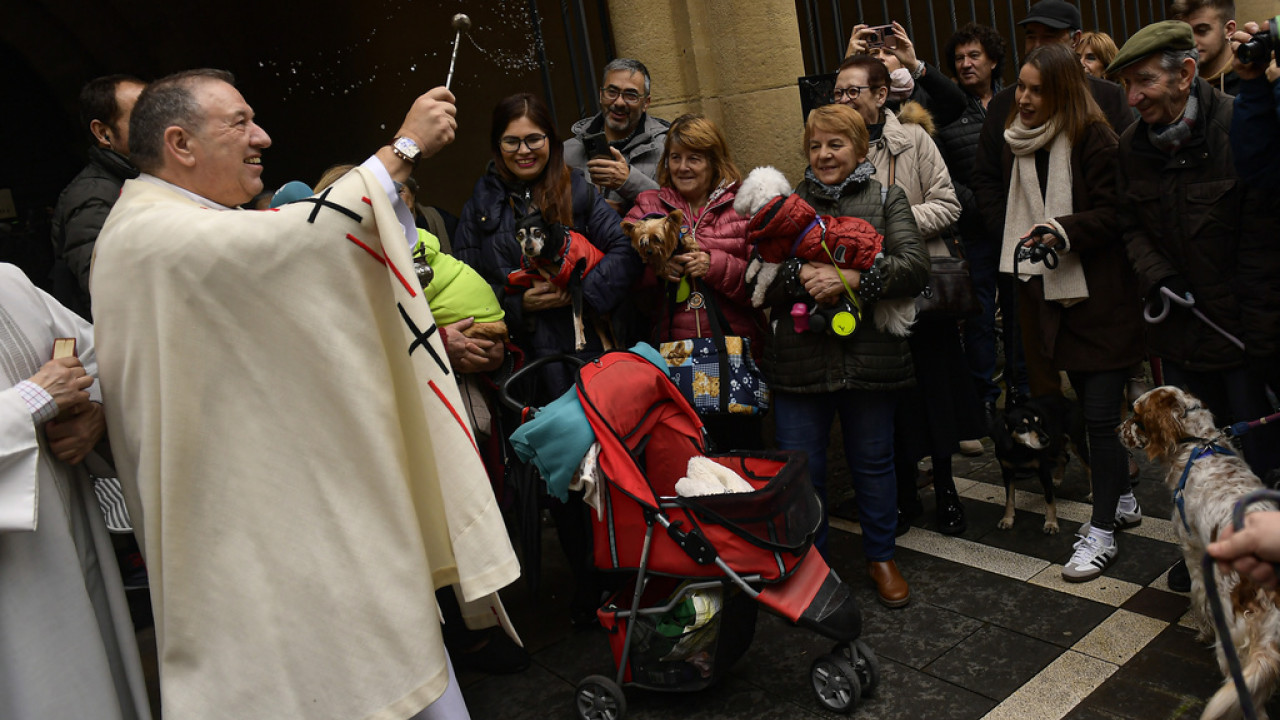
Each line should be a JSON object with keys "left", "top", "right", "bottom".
{"left": 924, "top": 624, "right": 1063, "bottom": 701}
{"left": 1121, "top": 587, "right": 1190, "bottom": 623}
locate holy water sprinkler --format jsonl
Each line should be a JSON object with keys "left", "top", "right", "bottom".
{"left": 445, "top": 13, "right": 471, "bottom": 91}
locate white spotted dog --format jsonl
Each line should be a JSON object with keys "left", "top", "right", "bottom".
{"left": 1118, "top": 386, "right": 1280, "bottom": 720}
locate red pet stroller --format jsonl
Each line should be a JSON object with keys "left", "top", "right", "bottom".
{"left": 545, "top": 349, "right": 877, "bottom": 718}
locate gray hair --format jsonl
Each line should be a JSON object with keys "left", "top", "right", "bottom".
{"left": 601, "top": 58, "right": 651, "bottom": 95}
{"left": 129, "top": 68, "right": 235, "bottom": 174}
{"left": 1158, "top": 47, "right": 1199, "bottom": 77}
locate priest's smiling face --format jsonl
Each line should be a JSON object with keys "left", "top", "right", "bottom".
{"left": 187, "top": 80, "right": 272, "bottom": 207}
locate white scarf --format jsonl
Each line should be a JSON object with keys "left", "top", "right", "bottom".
{"left": 1000, "top": 118, "right": 1089, "bottom": 307}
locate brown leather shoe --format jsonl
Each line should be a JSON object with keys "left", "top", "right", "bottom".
{"left": 868, "top": 560, "right": 910, "bottom": 608}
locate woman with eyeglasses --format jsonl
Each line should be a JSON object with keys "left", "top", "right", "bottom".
{"left": 454, "top": 92, "right": 641, "bottom": 623}
{"left": 977, "top": 44, "right": 1142, "bottom": 583}
{"left": 623, "top": 113, "right": 766, "bottom": 450}
{"left": 750, "top": 102, "right": 927, "bottom": 607}
{"left": 832, "top": 54, "right": 980, "bottom": 544}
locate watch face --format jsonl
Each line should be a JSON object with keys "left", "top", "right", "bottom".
{"left": 394, "top": 137, "right": 420, "bottom": 159}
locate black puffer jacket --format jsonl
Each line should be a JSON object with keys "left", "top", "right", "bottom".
{"left": 755, "top": 175, "right": 928, "bottom": 393}
{"left": 1118, "top": 77, "right": 1280, "bottom": 370}
{"left": 50, "top": 146, "right": 138, "bottom": 315}
{"left": 454, "top": 164, "right": 642, "bottom": 395}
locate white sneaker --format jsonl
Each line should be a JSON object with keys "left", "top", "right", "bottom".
{"left": 1075, "top": 502, "right": 1143, "bottom": 538}
{"left": 1063, "top": 533, "right": 1118, "bottom": 582}
{"left": 1115, "top": 502, "right": 1142, "bottom": 530}
{"left": 958, "top": 439, "right": 984, "bottom": 457}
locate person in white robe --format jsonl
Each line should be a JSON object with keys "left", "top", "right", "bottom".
{"left": 0, "top": 262, "right": 152, "bottom": 720}
{"left": 91, "top": 70, "right": 520, "bottom": 720}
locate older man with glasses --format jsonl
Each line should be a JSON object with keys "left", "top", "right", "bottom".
{"left": 564, "top": 58, "right": 670, "bottom": 213}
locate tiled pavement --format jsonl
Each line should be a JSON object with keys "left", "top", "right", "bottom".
{"left": 460, "top": 444, "right": 1280, "bottom": 719}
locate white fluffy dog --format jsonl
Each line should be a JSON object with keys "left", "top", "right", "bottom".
{"left": 735, "top": 165, "right": 916, "bottom": 338}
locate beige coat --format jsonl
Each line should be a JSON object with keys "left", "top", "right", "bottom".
{"left": 93, "top": 168, "right": 520, "bottom": 720}
{"left": 867, "top": 102, "right": 962, "bottom": 255}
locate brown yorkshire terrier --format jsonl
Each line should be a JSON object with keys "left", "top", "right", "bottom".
{"left": 621, "top": 210, "right": 697, "bottom": 277}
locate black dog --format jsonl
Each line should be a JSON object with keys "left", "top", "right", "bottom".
{"left": 513, "top": 212, "right": 604, "bottom": 352}
{"left": 991, "top": 395, "right": 1090, "bottom": 535}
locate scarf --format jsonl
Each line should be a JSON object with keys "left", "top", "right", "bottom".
{"left": 803, "top": 160, "right": 877, "bottom": 200}
{"left": 1148, "top": 93, "right": 1199, "bottom": 155}
{"left": 1000, "top": 117, "right": 1089, "bottom": 307}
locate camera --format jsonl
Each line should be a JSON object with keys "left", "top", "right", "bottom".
{"left": 1237, "top": 15, "right": 1280, "bottom": 67}
{"left": 865, "top": 24, "right": 898, "bottom": 50}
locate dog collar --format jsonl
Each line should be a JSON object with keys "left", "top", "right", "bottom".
{"left": 1173, "top": 441, "right": 1237, "bottom": 532}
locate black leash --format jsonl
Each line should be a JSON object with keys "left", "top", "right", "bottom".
{"left": 1003, "top": 225, "right": 1061, "bottom": 407}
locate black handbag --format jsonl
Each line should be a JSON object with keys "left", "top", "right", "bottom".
{"left": 916, "top": 234, "right": 980, "bottom": 318}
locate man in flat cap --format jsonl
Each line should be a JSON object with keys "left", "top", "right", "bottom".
{"left": 1113, "top": 21, "right": 1280, "bottom": 517}
{"left": 972, "top": 0, "right": 1134, "bottom": 397}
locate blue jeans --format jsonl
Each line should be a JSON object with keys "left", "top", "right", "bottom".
{"left": 1065, "top": 370, "right": 1131, "bottom": 531}
{"left": 963, "top": 240, "right": 1028, "bottom": 405}
{"left": 773, "top": 389, "right": 898, "bottom": 562}
{"left": 1162, "top": 363, "right": 1280, "bottom": 478}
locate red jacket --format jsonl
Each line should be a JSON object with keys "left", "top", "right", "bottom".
{"left": 747, "top": 194, "right": 883, "bottom": 270}
{"left": 626, "top": 184, "right": 765, "bottom": 349}
{"left": 504, "top": 228, "right": 604, "bottom": 293}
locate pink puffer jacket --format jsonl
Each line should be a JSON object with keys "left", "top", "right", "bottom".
{"left": 626, "top": 184, "right": 765, "bottom": 350}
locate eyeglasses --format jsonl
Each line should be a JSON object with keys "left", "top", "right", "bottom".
{"left": 831, "top": 85, "right": 873, "bottom": 102}
{"left": 601, "top": 85, "right": 646, "bottom": 104}
{"left": 500, "top": 133, "right": 548, "bottom": 153}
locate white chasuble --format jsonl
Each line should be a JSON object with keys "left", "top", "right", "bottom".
{"left": 92, "top": 167, "right": 520, "bottom": 720}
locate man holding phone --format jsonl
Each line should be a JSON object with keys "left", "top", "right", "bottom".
{"left": 564, "top": 58, "right": 669, "bottom": 214}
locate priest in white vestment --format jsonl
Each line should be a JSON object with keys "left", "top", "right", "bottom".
{"left": 0, "top": 263, "right": 152, "bottom": 720}
{"left": 91, "top": 70, "right": 520, "bottom": 720}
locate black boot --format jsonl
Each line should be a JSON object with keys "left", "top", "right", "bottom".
{"left": 935, "top": 489, "right": 967, "bottom": 535}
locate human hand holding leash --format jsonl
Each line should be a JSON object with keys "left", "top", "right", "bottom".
{"left": 1210, "top": 512, "right": 1280, "bottom": 589}
{"left": 676, "top": 250, "right": 711, "bottom": 279}
{"left": 801, "top": 261, "right": 860, "bottom": 305}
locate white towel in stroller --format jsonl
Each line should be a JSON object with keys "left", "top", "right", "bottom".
{"left": 674, "top": 456, "right": 756, "bottom": 497}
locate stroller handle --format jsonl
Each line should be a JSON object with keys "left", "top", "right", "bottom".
{"left": 498, "top": 353, "right": 588, "bottom": 413}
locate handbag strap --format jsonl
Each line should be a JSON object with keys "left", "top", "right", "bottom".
{"left": 668, "top": 278, "right": 735, "bottom": 411}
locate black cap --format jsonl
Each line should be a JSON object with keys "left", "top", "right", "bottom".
{"left": 1019, "top": 0, "right": 1083, "bottom": 31}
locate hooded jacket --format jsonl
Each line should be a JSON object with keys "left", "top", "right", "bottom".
{"left": 866, "top": 102, "right": 961, "bottom": 257}
{"left": 564, "top": 113, "right": 670, "bottom": 210}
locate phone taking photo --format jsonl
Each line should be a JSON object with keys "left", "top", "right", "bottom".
{"left": 582, "top": 131, "right": 612, "bottom": 160}
{"left": 865, "top": 24, "right": 898, "bottom": 50}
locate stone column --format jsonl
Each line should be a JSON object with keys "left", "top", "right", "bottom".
{"left": 606, "top": 0, "right": 809, "bottom": 184}
{"left": 1238, "top": 0, "right": 1280, "bottom": 26}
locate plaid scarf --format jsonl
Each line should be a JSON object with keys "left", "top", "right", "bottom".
{"left": 1148, "top": 93, "right": 1199, "bottom": 155}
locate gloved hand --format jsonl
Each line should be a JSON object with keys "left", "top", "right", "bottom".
{"left": 1156, "top": 274, "right": 1193, "bottom": 303}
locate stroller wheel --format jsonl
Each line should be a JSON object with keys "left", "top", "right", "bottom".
{"left": 810, "top": 653, "right": 862, "bottom": 713}
{"left": 838, "top": 640, "right": 880, "bottom": 697}
{"left": 576, "top": 674, "right": 627, "bottom": 720}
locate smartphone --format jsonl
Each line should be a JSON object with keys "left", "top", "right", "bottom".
{"left": 582, "top": 131, "right": 612, "bottom": 160}
{"left": 865, "top": 24, "right": 898, "bottom": 50}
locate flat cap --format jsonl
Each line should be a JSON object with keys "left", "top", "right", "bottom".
{"left": 1018, "top": 0, "right": 1082, "bottom": 31}
{"left": 1107, "top": 20, "right": 1195, "bottom": 75}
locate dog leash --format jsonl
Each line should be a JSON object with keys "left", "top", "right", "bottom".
{"left": 1200, "top": 488, "right": 1280, "bottom": 720}
{"left": 1224, "top": 410, "right": 1280, "bottom": 440}
{"left": 1144, "top": 285, "right": 1247, "bottom": 352}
